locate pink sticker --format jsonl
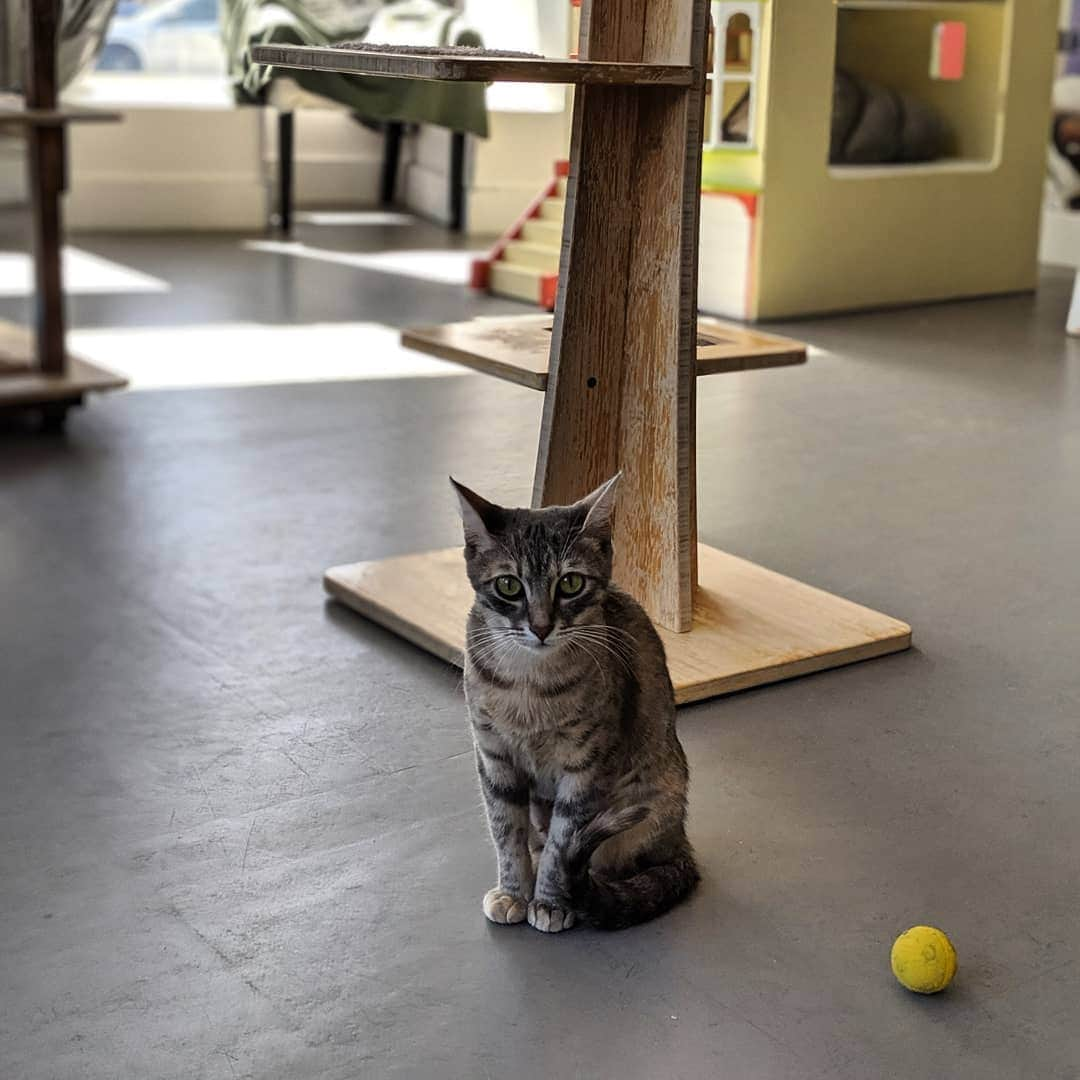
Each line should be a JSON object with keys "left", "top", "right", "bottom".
{"left": 931, "top": 21, "right": 967, "bottom": 81}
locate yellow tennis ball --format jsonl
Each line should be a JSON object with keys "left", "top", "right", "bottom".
{"left": 891, "top": 926, "right": 957, "bottom": 994}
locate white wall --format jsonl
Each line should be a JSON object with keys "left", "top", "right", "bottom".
{"left": 262, "top": 108, "right": 385, "bottom": 210}
{"left": 66, "top": 105, "right": 268, "bottom": 231}
{"left": 0, "top": 138, "right": 24, "bottom": 206}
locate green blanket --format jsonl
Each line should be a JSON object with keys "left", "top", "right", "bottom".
{"left": 225, "top": 0, "right": 488, "bottom": 137}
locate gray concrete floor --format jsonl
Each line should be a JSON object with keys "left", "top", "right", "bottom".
{"left": 2, "top": 218, "right": 1079, "bottom": 1079}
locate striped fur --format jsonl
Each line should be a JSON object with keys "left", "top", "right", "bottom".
{"left": 451, "top": 475, "right": 699, "bottom": 933}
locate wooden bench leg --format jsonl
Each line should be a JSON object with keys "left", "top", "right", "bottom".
{"left": 381, "top": 122, "right": 404, "bottom": 206}
{"left": 277, "top": 111, "right": 294, "bottom": 235}
{"left": 449, "top": 131, "right": 466, "bottom": 232}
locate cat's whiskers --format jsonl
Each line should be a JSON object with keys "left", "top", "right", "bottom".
{"left": 561, "top": 626, "right": 637, "bottom": 680}
{"left": 573, "top": 622, "right": 639, "bottom": 655}
{"left": 492, "top": 632, "right": 529, "bottom": 687}
{"left": 467, "top": 627, "right": 521, "bottom": 671}
{"left": 581, "top": 639, "right": 637, "bottom": 671}
{"left": 562, "top": 637, "right": 605, "bottom": 681}
{"left": 469, "top": 641, "right": 517, "bottom": 672}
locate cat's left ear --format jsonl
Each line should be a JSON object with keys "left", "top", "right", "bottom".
{"left": 450, "top": 477, "right": 503, "bottom": 551}
{"left": 575, "top": 472, "right": 621, "bottom": 538}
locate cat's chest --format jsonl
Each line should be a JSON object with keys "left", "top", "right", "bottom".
{"left": 473, "top": 683, "right": 563, "bottom": 727}
{"left": 466, "top": 680, "right": 588, "bottom": 774}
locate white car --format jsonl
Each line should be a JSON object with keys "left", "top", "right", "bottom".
{"left": 97, "top": 0, "right": 225, "bottom": 75}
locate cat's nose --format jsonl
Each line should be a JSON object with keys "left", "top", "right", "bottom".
{"left": 529, "top": 621, "right": 552, "bottom": 643}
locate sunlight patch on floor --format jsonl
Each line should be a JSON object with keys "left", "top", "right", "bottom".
{"left": 243, "top": 240, "right": 481, "bottom": 285}
{"left": 293, "top": 211, "right": 415, "bottom": 227}
{"left": 68, "top": 321, "right": 468, "bottom": 390}
{"left": 0, "top": 248, "right": 170, "bottom": 297}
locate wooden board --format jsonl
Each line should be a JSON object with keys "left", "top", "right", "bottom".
{"left": 0, "top": 93, "right": 120, "bottom": 128}
{"left": 402, "top": 317, "right": 805, "bottom": 392}
{"left": 0, "top": 320, "right": 126, "bottom": 404}
{"left": 0, "top": 357, "right": 127, "bottom": 405}
{"left": 696, "top": 318, "right": 808, "bottom": 375}
{"left": 324, "top": 545, "right": 912, "bottom": 705}
{"left": 250, "top": 45, "right": 693, "bottom": 86}
{"left": 0, "top": 321, "right": 34, "bottom": 375}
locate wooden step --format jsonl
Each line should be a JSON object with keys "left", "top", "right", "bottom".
{"left": 489, "top": 262, "right": 549, "bottom": 305}
{"left": 521, "top": 218, "right": 563, "bottom": 245}
{"left": 502, "top": 240, "right": 560, "bottom": 273}
{"left": 538, "top": 197, "right": 566, "bottom": 222}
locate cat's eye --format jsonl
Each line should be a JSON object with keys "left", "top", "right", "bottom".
{"left": 494, "top": 575, "right": 523, "bottom": 600}
{"left": 557, "top": 572, "right": 585, "bottom": 597}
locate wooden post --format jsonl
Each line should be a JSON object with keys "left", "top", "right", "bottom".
{"left": 25, "top": 0, "right": 66, "bottom": 376}
{"left": 534, "top": 0, "right": 708, "bottom": 633}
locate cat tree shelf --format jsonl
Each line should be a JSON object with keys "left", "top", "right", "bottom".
{"left": 0, "top": 93, "right": 120, "bottom": 128}
{"left": 402, "top": 315, "right": 807, "bottom": 392}
{"left": 250, "top": 44, "right": 693, "bottom": 86}
{"left": 306, "top": 0, "right": 911, "bottom": 703}
{"left": 0, "top": 320, "right": 125, "bottom": 407}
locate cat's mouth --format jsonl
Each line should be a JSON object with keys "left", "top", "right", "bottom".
{"left": 521, "top": 630, "right": 559, "bottom": 652}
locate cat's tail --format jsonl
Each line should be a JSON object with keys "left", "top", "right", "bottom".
{"left": 566, "top": 807, "right": 700, "bottom": 931}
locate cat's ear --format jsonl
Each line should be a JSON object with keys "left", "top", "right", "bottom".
{"left": 576, "top": 472, "right": 621, "bottom": 538}
{"left": 450, "top": 477, "right": 502, "bottom": 550}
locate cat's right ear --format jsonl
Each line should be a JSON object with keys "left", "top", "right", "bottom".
{"left": 450, "top": 477, "right": 502, "bottom": 551}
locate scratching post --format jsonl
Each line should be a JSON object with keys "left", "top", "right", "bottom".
{"left": 254, "top": 2, "right": 911, "bottom": 703}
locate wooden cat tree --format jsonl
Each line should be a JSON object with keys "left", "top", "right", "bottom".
{"left": 0, "top": 0, "right": 125, "bottom": 428}
{"left": 253, "top": 0, "right": 911, "bottom": 704}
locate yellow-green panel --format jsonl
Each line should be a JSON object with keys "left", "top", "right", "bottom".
{"left": 751, "top": 0, "right": 1057, "bottom": 320}
{"left": 702, "top": 148, "right": 763, "bottom": 192}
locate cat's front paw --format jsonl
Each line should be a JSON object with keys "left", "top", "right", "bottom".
{"left": 483, "top": 888, "right": 529, "bottom": 925}
{"left": 527, "top": 899, "right": 576, "bottom": 933}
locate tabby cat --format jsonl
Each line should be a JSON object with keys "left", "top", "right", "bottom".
{"left": 451, "top": 474, "right": 699, "bottom": 933}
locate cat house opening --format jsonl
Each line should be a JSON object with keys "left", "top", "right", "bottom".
{"left": 830, "top": 1, "right": 1008, "bottom": 175}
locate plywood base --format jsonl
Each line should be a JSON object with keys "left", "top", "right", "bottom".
{"left": 0, "top": 319, "right": 126, "bottom": 406}
{"left": 324, "top": 545, "right": 911, "bottom": 705}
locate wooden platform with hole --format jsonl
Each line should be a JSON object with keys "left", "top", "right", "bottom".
{"left": 401, "top": 315, "right": 807, "bottom": 392}
{"left": 258, "top": 0, "right": 913, "bottom": 702}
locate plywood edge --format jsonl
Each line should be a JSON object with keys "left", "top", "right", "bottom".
{"left": 672, "top": 629, "right": 911, "bottom": 704}
{"left": 0, "top": 357, "right": 127, "bottom": 405}
{"left": 401, "top": 326, "right": 547, "bottom": 391}
{"left": 324, "top": 562, "right": 464, "bottom": 667}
